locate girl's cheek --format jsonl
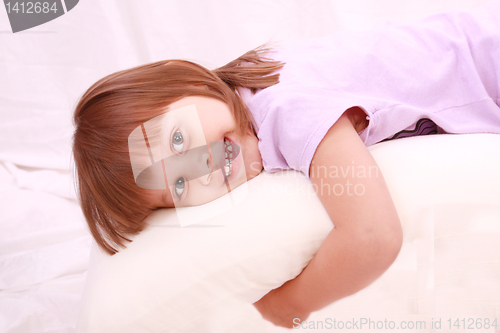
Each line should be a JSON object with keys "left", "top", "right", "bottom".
{"left": 250, "top": 161, "right": 263, "bottom": 173}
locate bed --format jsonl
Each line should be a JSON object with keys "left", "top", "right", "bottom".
{"left": 1, "top": 1, "right": 498, "bottom": 333}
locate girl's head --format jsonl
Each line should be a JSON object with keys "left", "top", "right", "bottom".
{"left": 72, "top": 46, "right": 284, "bottom": 255}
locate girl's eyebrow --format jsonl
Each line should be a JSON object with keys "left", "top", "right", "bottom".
{"left": 163, "top": 187, "right": 175, "bottom": 208}
{"left": 167, "top": 126, "right": 175, "bottom": 154}
{"left": 160, "top": 158, "right": 177, "bottom": 208}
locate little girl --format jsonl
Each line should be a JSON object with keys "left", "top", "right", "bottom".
{"left": 72, "top": 1, "right": 500, "bottom": 328}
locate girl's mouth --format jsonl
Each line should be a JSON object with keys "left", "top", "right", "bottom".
{"left": 223, "top": 137, "right": 234, "bottom": 178}
{"left": 219, "top": 136, "right": 241, "bottom": 182}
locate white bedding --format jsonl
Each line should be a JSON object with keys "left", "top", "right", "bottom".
{"left": 0, "top": 1, "right": 497, "bottom": 332}
{"left": 77, "top": 133, "right": 500, "bottom": 333}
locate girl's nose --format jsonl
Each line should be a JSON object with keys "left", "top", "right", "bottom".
{"left": 199, "top": 150, "right": 212, "bottom": 186}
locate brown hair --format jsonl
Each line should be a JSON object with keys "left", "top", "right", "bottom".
{"left": 72, "top": 45, "right": 284, "bottom": 255}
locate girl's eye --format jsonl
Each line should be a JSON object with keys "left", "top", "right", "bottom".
{"left": 172, "top": 130, "right": 184, "bottom": 152}
{"left": 174, "top": 177, "right": 185, "bottom": 199}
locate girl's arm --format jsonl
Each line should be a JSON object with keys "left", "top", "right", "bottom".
{"left": 253, "top": 108, "right": 403, "bottom": 328}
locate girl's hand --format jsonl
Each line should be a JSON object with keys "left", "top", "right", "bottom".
{"left": 253, "top": 282, "right": 311, "bottom": 329}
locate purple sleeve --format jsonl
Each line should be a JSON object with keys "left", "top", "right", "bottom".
{"left": 246, "top": 86, "right": 373, "bottom": 177}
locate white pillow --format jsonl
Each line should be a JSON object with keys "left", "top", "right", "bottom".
{"left": 77, "top": 168, "right": 334, "bottom": 333}
{"left": 77, "top": 133, "right": 500, "bottom": 333}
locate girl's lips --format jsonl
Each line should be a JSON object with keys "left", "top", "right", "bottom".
{"left": 219, "top": 136, "right": 241, "bottom": 185}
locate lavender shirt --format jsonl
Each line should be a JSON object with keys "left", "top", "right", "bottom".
{"left": 239, "top": 1, "right": 500, "bottom": 177}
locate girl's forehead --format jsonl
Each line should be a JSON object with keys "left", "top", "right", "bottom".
{"left": 167, "top": 96, "right": 231, "bottom": 117}
{"left": 168, "top": 95, "right": 217, "bottom": 109}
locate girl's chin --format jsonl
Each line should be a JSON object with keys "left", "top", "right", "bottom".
{"left": 246, "top": 162, "right": 263, "bottom": 181}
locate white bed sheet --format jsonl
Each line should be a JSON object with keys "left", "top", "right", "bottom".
{"left": 0, "top": 1, "right": 495, "bottom": 332}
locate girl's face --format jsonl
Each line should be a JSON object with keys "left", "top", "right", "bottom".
{"left": 146, "top": 96, "right": 263, "bottom": 208}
